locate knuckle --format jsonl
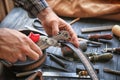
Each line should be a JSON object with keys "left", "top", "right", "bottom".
{"left": 20, "top": 46, "right": 29, "bottom": 53}
{"left": 8, "top": 58, "right": 17, "bottom": 63}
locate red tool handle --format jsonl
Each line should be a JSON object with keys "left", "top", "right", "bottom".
{"left": 28, "top": 32, "right": 40, "bottom": 43}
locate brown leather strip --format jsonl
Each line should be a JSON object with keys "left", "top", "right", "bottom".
{"left": 63, "top": 42, "right": 99, "bottom": 80}
{"left": 12, "top": 54, "right": 47, "bottom": 71}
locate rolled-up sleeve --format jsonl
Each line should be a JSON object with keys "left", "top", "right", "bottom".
{"left": 14, "top": 0, "right": 48, "bottom": 17}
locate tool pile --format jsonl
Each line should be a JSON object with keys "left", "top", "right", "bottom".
{"left": 1, "top": 18, "right": 120, "bottom": 80}
{"left": 77, "top": 24, "right": 120, "bottom": 76}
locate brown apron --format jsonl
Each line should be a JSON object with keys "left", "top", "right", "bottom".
{"left": 46, "top": 0, "right": 120, "bottom": 21}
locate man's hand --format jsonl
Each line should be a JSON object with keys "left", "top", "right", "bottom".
{"left": 0, "top": 28, "right": 42, "bottom": 63}
{"left": 38, "top": 7, "right": 79, "bottom": 47}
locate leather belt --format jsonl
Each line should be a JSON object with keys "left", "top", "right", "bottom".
{"left": 63, "top": 42, "right": 99, "bottom": 80}
{"left": 12, "top": 54, "right": 47, "bottom": 71}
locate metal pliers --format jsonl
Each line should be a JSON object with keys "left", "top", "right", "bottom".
{"left": 29, "top": 30, "right": 71, "bottom": 50}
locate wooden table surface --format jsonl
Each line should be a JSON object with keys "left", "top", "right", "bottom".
{"left": 0, "top": 8, "right": 120, "bottom": 80}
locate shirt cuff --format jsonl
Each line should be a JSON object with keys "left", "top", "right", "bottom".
{"left": 14, "top": 0, "right": 49, "bottom": 18}
{"left": 30, "top": 0, "right": 49, "bottom": 16}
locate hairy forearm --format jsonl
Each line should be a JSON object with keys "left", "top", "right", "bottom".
{"left": 37, "top": 7, "right": 54, "bottom": 21}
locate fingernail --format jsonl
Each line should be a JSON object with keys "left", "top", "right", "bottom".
{"left": 33, "top": 54, "right": 40, "bottom": 60}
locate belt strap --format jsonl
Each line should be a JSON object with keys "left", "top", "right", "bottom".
{"left": 63, "top": 42, "right": 99, "bottom": 80}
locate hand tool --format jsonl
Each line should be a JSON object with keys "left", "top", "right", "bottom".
{"left": 48, "top": 54, "right": 67, "bottom": 68}
{"left": 30, "top": 30, "right": 71, "bottom": 50}
{"left": 103, "top": 68, "right": 120, "bottom": 75}
{"left": 112, "top": 25, "right": 120, "bottom": 38}
{"left": 42, "top": 64, "right": 69, "bottom": 72}
{"left": 32, "top": 18, "right": 43, "bottom": 30}
{"left": 78, "top": 38, "right": 103, "bottom": 46}
{"left": 47, "top": 52, "right": 72, "bottom": 62}
{"left": 102, "top": 47, "right": 120, "bottom": 53}
{"left": 0, "top": 30, "right": 71, "bottom": 72}
{"left": 16, "top": 69, "right": 91, "bottom": 79}
{"left": 25, "top": 70, "right": 43, "bottom": 80}
{"left": 78, "top": 34, "right": 113, "bottom": 41}
{"left": 72, "top": 53, "right": 113, "bottom": 63}
{"left": 63, "top": 43, "right": 99, "bottom": 80}
{"left": 16, "top": 69, "right": 42, "bottom": 77}
{"left": 76, "top": 68, "right": 99, "bottom": 76}
{"left": 24, "top": 25, "right": 47, "bottom": 36}
{"left": 88, "top": 53, "right": 113, "bottom": 63}
{"left": 81, "top": 25, "right": 113, "bottom": 33}
{"left": 69, "top": 17, "right": 80, "bottom": 25}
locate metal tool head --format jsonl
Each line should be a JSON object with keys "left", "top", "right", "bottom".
{"left": 53, "top": 30, "right": 71, "bottom": 41}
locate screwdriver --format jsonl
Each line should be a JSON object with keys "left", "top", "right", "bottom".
{"left": 78, "top": 34, "right": 113, "bottom": 41}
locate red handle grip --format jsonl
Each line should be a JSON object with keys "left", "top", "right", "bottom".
{"left": 28, "top": 32, "right": 40, "bottom": 43}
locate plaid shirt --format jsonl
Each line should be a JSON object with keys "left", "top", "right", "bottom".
{"left": 14, "top": 0, "right": 48, "bottom": 17}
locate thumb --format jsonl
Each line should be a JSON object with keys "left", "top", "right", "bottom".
{"left": 51, "top": 21, "right": 59, "bottom": 36}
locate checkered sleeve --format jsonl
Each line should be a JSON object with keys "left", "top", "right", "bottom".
{"left": 14, "top": 0, "right": 49, "bottom": 17}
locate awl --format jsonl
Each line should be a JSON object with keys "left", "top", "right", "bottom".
{"left": 78, "top": 38, "right": 103, "bottom": 45}
{"left": 78, "top": 34, "right": 113, "bottom": 41}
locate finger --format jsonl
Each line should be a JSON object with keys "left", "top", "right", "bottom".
{"left": 28, "top": 38, "right": 43, "bottom": 56}
{"left": 51, "top": 21, "right": 59, "bottom": 35}
{"left": 5, "top": 56, "right": 17, "bottom": 63}
{"left": 71, "top": 34, "right": 79, "bottom": 48}
{"left": 17, "top": 53, "right": 26, "bottom": 62}
{"left": 65, "top": 24, "right": 79, "bottom": 47}
{"left": 25, "top": 47, "right": 40, "bottom": 61}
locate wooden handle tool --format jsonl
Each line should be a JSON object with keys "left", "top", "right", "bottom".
{"left": 112, "top": 25, "right": 120, "bottom": 38}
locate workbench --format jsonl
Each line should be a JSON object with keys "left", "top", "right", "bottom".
{"left": 0, "top": 8, "right": 120, "bottom": 80}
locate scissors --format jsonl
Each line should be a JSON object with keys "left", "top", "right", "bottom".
{"left": 32, "top": 18, "right": 44, "bottom": 30}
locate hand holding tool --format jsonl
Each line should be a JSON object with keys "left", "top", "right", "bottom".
{"left": 22, "top": 30, "right": 99, "bottom": 80}
{"left": 29, "top": 30, "right": 71, "bottom": 50}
